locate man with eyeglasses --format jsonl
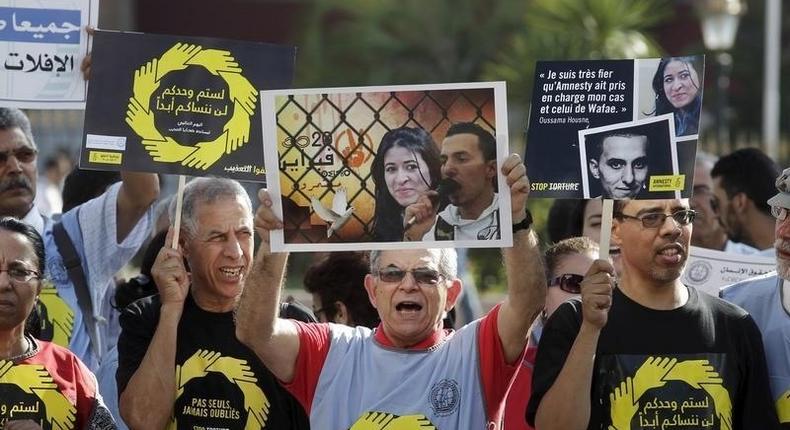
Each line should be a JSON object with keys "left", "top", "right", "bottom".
{"left": 720, "top": 167, "right": 790, "bottom": 427}
{"left": 0, "top": 107, "right": 159, "bottom": 372}
{"left": 528, "top": 198, "right": 780, "bottom": 429}
{"left": 237, "top": 154, "right": 546, "bottom": 429}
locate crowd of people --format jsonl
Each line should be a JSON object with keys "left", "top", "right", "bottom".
{"left": 0, "top": 49, "right": 787, "bottom": 430}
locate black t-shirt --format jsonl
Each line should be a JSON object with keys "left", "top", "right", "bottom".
{"left": 526, "top": 285, "right": 781, "bottom": 429}
{"left": 117, "top": 293, "right": 310, "bottom": 430}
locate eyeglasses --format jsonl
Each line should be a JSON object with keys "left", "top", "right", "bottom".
{"left": 548, "top": 274, "right": 583, "bottom": 294}
{"left": 772, "top": 205, "right": 788, "bottom": 221}
{"left": 376, "top": 266, "right": 444, "bottom": 286}
{"left": 616, "top": 209, "right": 696, "bottom": 228}
{"left": 0, "top": 267, "right": 40, "bottom": 284}
{"left": 0, "top": 147, "right": 37, "bottom": 165}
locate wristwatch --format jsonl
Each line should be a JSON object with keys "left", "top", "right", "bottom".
{"left": 512, "top": 210, "right": 533, "bottom": 233}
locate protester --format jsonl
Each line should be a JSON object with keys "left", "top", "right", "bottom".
{"left": 371, "top": 127, "right": 441, "bottom": 242}
{"left": 720, "top": 167, "right": 790, "bottom": 426}
{"left": 503, "top": 237, "right": 597, "bottom": 430}
{"left": 527, "top": 198, "right": 781, "bottom": 429}
{"left": 650, "top": 56, "right": 702, "bottom": 136}
{"left": 711, "top": 147, "right": 780, "bottom": 254}
{"left": 303, "top": 251, "right": 379, "bottom": 327}
{"left": 0, "top": 217, "right": 115, "bottom": 429}
{"left": 236, "top": 154, "right": 545, "bottom": 428}
{"left": 0, "top": 107, "right": 158, "bottom": 372}
{"left": 34, "top": 149, "right": 72, "bottom": 217}
{"left": 404, "top": 122, "right": 503, "bottom": 241}
{"left": 116, "top": 178, "right": 310, "bottom": 429}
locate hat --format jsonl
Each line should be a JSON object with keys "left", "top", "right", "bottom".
{"left": 767, "top": 167, "right": 790, "bottom": 208}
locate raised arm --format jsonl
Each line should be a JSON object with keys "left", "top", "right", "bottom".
{"left": 116, "top": 171, "right": 159, "bottom": 242}
{"left": 235, "top": 189, "right": 301, "bottom": 382}
{"left": 534, "top": 259, "right": 614, "bottom": 430}
{"left": 119, "top": 228, "right": 187, "bottom": 430}
{"left": 496, "top": 154, "right": 546, "bottom": 363}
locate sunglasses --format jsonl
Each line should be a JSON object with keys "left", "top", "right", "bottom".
{"left": 376, "top": 266, "right": 444, "bottom": 286}
{"left": 548, "top": 274, "right": 583, "bottom": 294}
{"left": 0, "top": 147, "right": 37, "bottom": 165}
{"left": 616, "top": 209, "right": 696, "bottom": 229}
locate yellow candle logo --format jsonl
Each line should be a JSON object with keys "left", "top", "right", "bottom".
{"left": 126, "top": 43, "right": 257, "bottom": 170}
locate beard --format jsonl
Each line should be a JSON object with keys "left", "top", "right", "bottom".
{"left": 776, "top": 238, "right": 790, "bottom": 280}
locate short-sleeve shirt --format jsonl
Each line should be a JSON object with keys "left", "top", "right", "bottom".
{"left": 526, "top": 286, "right": 781, "bottom": 429}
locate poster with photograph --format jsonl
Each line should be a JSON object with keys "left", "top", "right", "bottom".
{"left": 80, "top": 30, "right": 295, "bottom": 182}
{"left": 0, "top": 0, "right": 97, "bottom": 109}
{"left": 526, "top": 56, "right": 704, "bottom": 199}
{"left": 260, "top": 82, "right": 512, "bottom": 252}
{"left": 682, "top": 246, "right": 775, "bottom": 297}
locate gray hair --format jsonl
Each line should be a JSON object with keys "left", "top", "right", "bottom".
{"left": 169, "top": 177, "right": 252, "bottom": 239}
{"left": 369, "top": 248, "right": 458, "bottom": 280}
{"left": 0, "top": 108, "right": 35, "bottom": 149}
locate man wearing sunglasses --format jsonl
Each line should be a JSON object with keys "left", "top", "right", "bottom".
{"left": 721, "top": 167, "right": 790, "bottom": 427}
{"left": 528, "top": 198, "right": 780, "bottom": 429}
{"left": 237, "top": 154, "right": 546, "bottom": 429}
{"left": 0, "top": 107, "right": 159, "bottom": 372}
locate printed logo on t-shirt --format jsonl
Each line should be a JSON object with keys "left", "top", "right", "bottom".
{"left": 0, "top": 361, "right": 76, "bottom": 429}
{"left": 36, "top": 281, "right": 75, "bottom": 347}
{"left": 172, "top": 349, "right": 270, "bottom": 429}
{"left": 601, "top": 355, "right": 733, "bottom": 429}
{"left": 429, "top": 379, "right": 460, "bottom": 417}
{"left": 348, "top": 411, "right": 436, "bottom": 429}
{"left": 778, "top": 389, "right": 790, "bottom": 423}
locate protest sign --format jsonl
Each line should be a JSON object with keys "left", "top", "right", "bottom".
{"left": 682, "top": 246, "right": 775, "bottom": 297}
{"left": 81, "top": 30, "right": 295, "bottom": 182}
{"left": 526, "top": 56, "right": 704, "bottom": 199}
{"left": 260, "top": 82, "right": 511, "bottom": 252}
{"left": 0, "top": 0, "right": 97, "bottom": 109}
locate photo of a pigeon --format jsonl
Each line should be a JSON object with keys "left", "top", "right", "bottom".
{"left": 310, "top": 188, "right": 354, "bottom": 238}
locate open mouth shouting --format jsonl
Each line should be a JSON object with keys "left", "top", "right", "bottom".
{"left": 395, "top": 300, "right": 424, "bottom": 316}
{"left": 656, "top": 244, "right": 685, "bottom": 265}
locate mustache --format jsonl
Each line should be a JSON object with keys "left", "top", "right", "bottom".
{"left": 0, "top": 176, "right": 33, "bottom": 193}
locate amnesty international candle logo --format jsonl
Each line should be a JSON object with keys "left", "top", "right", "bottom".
{"left": 82, "top": 30, "right": 295, "bottom": 182}
{"left": 349, "top": 411, "right": 436, "bottom": 429}
{"left": 604, "top": 356, "right": 733, "bottom": 429}
{"left": 126, "top": 43, "right": 257, "bottom": 170}
{"left": 172, "top": 349, "right": 270, "bottom": 429}
{"left": 0, "top": 361, "right": 76, "bottom": 429}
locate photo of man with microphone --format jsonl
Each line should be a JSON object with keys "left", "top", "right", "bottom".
{"left": 404, "top": 122, "right": 507, "bottom": 241}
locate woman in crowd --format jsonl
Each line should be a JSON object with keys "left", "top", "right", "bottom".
{"left": 0, "top": 217, "right": 114, "bottom": 429}
{"left": 651, "top": 56, "right": 702, "bottom": 136}
{"left": 370, "top": 127, "right": 441, "bottom": 241}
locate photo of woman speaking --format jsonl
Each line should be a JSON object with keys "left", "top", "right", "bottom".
{"left": 370, "top": 127, "right": 442, "bottom": 241}
{"left": 650, "top": 56, "right": 703, "bottom": 136}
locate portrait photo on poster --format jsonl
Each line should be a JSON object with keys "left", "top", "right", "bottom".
{"left": 260, "top": 82, "right": 513, "bottom": 252}
{"left": 636, "top": 55, "right": 704, "bottom": 138}
{"left": 579, "top": 114, "right": 684, "bottom": 200}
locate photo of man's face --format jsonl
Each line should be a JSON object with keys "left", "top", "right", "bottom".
{"left": 589, "top": 134, "right": 648, "bottom": 199}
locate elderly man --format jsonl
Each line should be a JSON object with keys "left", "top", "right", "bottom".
{"left": 405, "top": 122, "right": 508, "bottom": 241}
{"left": 237, "top": 154, "right": 545, "bottom": 428}
{"left": 117, "top": 178, "right": 310, "bottom": 430}
{"left": 0, "top": 107, "right": 158, "bottom": 371}
{"left": 528, "top": 198, "right": 780, "bottom": 429}
{"left": 721, "top": 167, "right": 790, "bottom": 426}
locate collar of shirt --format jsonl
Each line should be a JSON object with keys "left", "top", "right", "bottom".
{"left": 22, "top": 205, "right": 45, "bottom": 235}
{"left": 373, "top": 324, "right": 450, "bottom": 350}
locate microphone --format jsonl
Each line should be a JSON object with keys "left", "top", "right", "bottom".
{"left": 405, "top": 178, "right": 460, "bottom": 229}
